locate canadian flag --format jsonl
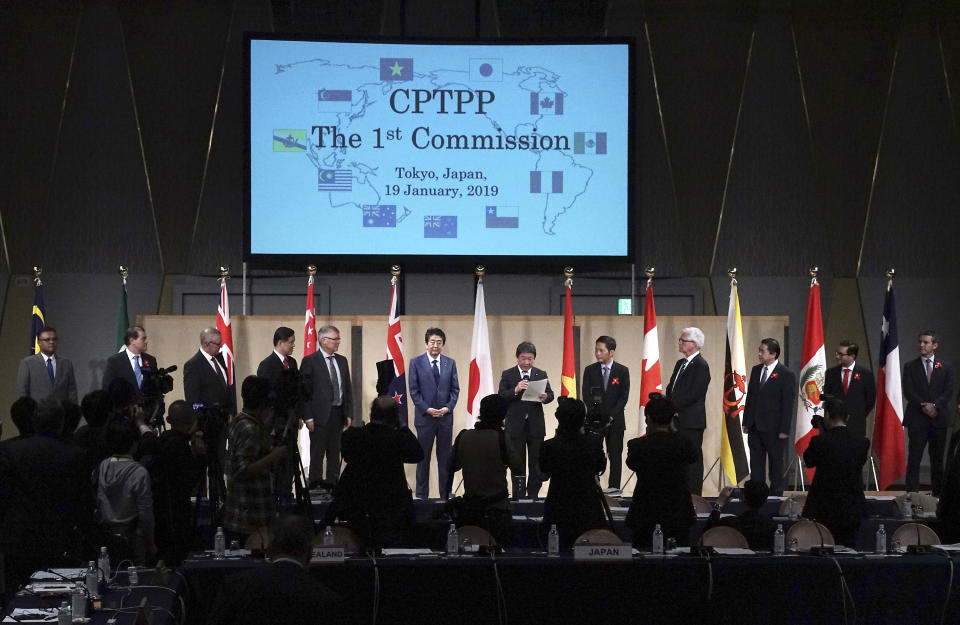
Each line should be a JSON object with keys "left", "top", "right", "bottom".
{"left": 637, "top": 278, "right": 662, "bottom": 435}
{"left": 794, "top": 277, "right": 826, "bottom": 482}
{"left": 303, "top": 274, "right": 317, "bottom": 357}
{"left": 466, "top": 277, "right": 494, "bottom": 428}
{"left": 216, "top": 277, "right": 234, "bottom": 386}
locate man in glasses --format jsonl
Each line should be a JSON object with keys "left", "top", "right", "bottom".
{"left": 17, "top": 325, "right": 77, "bottom": 403}
{"left": 301, "top": 325, "right": 353, "bottom": 489}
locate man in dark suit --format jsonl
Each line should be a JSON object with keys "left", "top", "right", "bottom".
{"left": 207, "top": 514, "right": 341, "bottom": 625}
{"left": 256, "top": 327, "right": 299, "bottom": 498}
{"left": 498, "top": 341, "right": 554, "bottom": 498}
{"left": 903, "top": 330, "right": 957, "bottom": 495}
{"left": 183, "top": 327, "right": 236, "bottom": 413}
{"left": 102, "top": 325, "right": 159, "bottom": 398}
{"left": 742, "top": 338, "right": 796, "bottom": 496}
{"left": 802, "top": 396, "right": 870, "bottom": 547}
{"left": 16, "top": 326, "right": 77, "bottom": 403}
{"left": 408, "top": 327, "right": 460, "bottom": 499}
{"left": 581, "top": 335, "right": 630, "bottom": 491}
{"left": 665, "top": 327, "right": 711, "bottom": 495}
{"left": 300, "top": 324, "right": 352, "bottom": 488}
{"left": 823, "top": 340, "right": 876, "bottom": 441}
{"left": 256, "top": 326, "right": 299, "bottom": 384}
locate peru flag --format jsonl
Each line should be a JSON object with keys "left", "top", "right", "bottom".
{"left": 794, "top": 277, "right": 826, "bottom": 482}
{"left": 637, "top": 279, "right": 662, "bottom": 435}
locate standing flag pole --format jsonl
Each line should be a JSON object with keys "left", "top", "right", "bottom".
{"left": 30, "top": 266, "right": 46, "bottom": 355}
{"left": 560, "top": 267, "right": 577, "bottom": 398}
{"left": 116, "top": 266, "right": 130, "bottom": 352}
{"left": 872, "top": 269, "right": 906, "bottom": 490}
{"left": 794, "top": 267, "right": 826, "bottom": 483}
{"left": 720, "top": 268, "right": 751, "bottom": 485}
{"left": 303, "top": 266, "right": 317, "bottom": 358}
{"left": 216, "top": 267, "right": 235, "bottom": 387}
{"left": 466, "top": 266, "right": 494, "bottom": 429}
{"left": 637, "top": 267, "right": 663, "bottom": 436}
{"left": 386, "top": 266, "right": 409, "bottom": 426}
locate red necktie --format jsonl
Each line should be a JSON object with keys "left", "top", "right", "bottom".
{"left": 842, "top": 368, "right": 850, "bottom": 394}
{"left": 283, "top": 356, "right": 289, "bottom": 369}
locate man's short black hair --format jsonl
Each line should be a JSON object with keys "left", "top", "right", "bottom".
{"left": 38, "top": 325, "right": 57, "bottom": 336}
{"left": 62, "top": 401, "right": 82, "bottom": 435}
{"left": 166, "top": 399, "right": 197, "bottom": 429}
{"left": 760, "top": 338, "right": 781, "bottom": 358}
{"left": 273, "top": 326, "right": 295, "bottom": 346}
{"left": 241, "top": 375, "right": 270, "bottom": 410}
{"left": 80, "top": 390, "right": 111, "bottom": 428}
{"left": 555, "top": 397, "right": 586, "bottom": 433}
{"left": 370, "top": 395, "right": 398, "bottom": 424}
{"left": 743, "top": 479, "right": 770, "bottom": 509}
{"left": 124, "top": 325, "right": 146, "bottom": 346}
{"left": 424, "top": 328, "right": 446, "bottom": 344}
{"left": 644, "top": 393, "right": 675, "bottom": 425}
{"left": 919, "top": 330, "right": 940, "bottom": 344}
{"left": 105, "top": 416, "right": 140, "bottom": 456}
{"left": 516, "top": 341, "right": 536, "bottom": 358}
{"left": 822, "top": 395, "right": 849, "bottom": 421}
{"left": 33, "top": 398, "right": 65, "bottom": 436}
{"left": 838, "top": 339, "right": 858, "bottom": 358}
{"left": 596, "top": 336, "right": 616, "bottom": 351}
{"left": 10, "top": 396, "right": 37, "bottom": 436}
{"left": 268, "top": 514, "right": 314, "bottom": 561}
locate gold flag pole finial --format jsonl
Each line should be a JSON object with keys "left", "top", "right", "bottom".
{"left": 727, "top": 267, "right": 738, "bottom": 279}
{"left": 307, "top": 264, "right": 317, "bottom": 277}
{"left": 118, "top": 265, "right": 129, "bottom": 286}
{"left": 475, "top": 264, "right": 485, "bottom": 278}
{"left": 885, "top": 267, "right": 895, "bottom": 280}
{"left": 391, "top": 264, "right": 401, "bottom": 285}
{"left": 563, "top": 266, "right": 574, "bottom": 287}
{"left": 644, "top": 266, "right": 655, "bottom": 286}
{"left": 33, "top": 266, "right": 43, "bottom": 287}
{"left": 808, "top": 265, "right": 819, "bottom": 285}
{"left": 219, "top": 266, "right": 230, "bottom": 279}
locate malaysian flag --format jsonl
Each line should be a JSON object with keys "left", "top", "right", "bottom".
{"left": 318, "top": 169, "right": 351, "bottom": 192}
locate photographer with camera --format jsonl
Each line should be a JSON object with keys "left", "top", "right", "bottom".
{"left": 801, "top": 395, "right": 869, "bottom": 547}
{"left": 581, "top": 336, "right": 629, "bottom": 492}
{"left": 326, "top": 396, "right": 423, "bottom": 549}
{"left": 224, "top": 376, "right": 288, "bottom": 543}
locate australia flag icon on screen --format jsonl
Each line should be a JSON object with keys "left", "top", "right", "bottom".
{"left": 363, "top": 205, "right": 397, "bottom": 227}
{"left": 424, "top": 215, "right": 457, "bottom": 238}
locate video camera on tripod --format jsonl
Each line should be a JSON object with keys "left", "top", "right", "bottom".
{"left": 139, "top": 363, "right": 176, "bottom": 429}
{"left": 585, "top": 386, "right": 613, "bottom": 436}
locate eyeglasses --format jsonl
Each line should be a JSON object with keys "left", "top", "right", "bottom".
{"left": 321, "top": 336, "right": 341, "bottom": 342}
{"left": 679, "top": 338, "right": 696, "bottom": 343}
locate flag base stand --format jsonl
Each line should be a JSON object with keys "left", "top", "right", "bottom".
{"left": 869, "top": 456, "right": 880, "bottom": 491}
{"left": 789, "top": 456, "right": 807, "bottom": 492}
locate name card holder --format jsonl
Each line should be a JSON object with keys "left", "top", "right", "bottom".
{"left": 573, "top": 544, "right": 632, "bottom": 560}
{"left": 311, "top": 547, "right": 345, "bottom": 563}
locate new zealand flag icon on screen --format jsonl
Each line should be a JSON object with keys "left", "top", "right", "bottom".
{"left": 424, "top": 215, "right": 457, "bottom": 238}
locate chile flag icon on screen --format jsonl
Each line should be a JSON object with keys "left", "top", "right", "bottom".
{"left": 380, "top": 58, "right": 414, "bottom": 81}
{"left": 485, "top": 206, "right": 519, "bottom": 228}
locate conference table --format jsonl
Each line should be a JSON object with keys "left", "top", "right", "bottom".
{"left": 180, "top": 547, "right": 960, "bottom": 625}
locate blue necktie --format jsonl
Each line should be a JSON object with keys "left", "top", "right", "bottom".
{"left": 134, "top": 355, "right": 143, "bottom": 388}
{"left": 759, "top": 366, "right": 768, "bottom": 386}
{"left": 432, "top": 359, "right": 440, "bottom": 384}
{"left": 46, "top": 357, "right": 55, "bottom": 382}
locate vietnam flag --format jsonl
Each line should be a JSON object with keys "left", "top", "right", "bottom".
{"left": 638, "top": 278, "right": 662, "bottom": 435}
{"left": 872, "top": 280, "right": 905, "bottom": 489}
{"left": 794, "top": 277, "right": 826, "bottom": 482}
{"left": 466, "top": 277, "right": 494, "bottom": 428}
{"left": 560, "top": 282, "right": 577, "bottom": 398}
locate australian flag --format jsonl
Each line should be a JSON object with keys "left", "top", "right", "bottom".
{"left": 318, "top": 169, "right": 351, "bottom": 192}
{"left": 424, "top": 215, "right": 457, "bottom": 238}
{"left": 363, "top": 205, "right": 397, "bottom": 227}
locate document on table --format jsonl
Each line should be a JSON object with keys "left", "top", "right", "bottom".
{"left": 3, "top": 608, "right": 59, "bottom": 623}
{"left": 521, "top": 378, "right": 549, "bottom": 401}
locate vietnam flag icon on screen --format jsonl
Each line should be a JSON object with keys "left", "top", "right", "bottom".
{"left": 380, "top": 58, "right": 414, "bottom": 81}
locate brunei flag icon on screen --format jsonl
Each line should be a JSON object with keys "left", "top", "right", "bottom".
{"left": 273, "top": 130, "right": 307, "bottom": 152}
{"left": 380, "top": 58, "right": 414, "bottom": 81}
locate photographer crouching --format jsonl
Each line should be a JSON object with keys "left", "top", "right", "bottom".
{"left": 223, "top": 376, "right": 288, "bottom": 544}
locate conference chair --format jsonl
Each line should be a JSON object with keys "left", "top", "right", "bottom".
{"left": 785, "top": 520, "right": 834, "bottom": 550}
{"left": 891, "top": 522, "right": 940, "bottom": 547}
{"left": 457, "top": 525, "right": 497, "bottom": 548}
{"left": 778, "top": 493, "right": 807, "bottom": 516}
{"left": 699, "top": 526, "right": 750, "bottom": 549}
{"left": 691, "top": 494, "right": 713, "bottom": 514}
{"left": 574, "top": 528, "right": 626, "bottom": 545}
{"left": 245, "top": 527, "right": 273, "bottom": 552}
{"left": 312, "top": 526, "right": 362, "bottom": 553}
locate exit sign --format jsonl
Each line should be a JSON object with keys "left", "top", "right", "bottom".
{"left": 618, "top": 298, "right": 632, "bottom": 315}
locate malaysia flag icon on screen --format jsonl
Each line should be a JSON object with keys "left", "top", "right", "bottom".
{"left": 574, "top": 132, "right": 607, "bottom": 155}
{"left": 424, "top": 215, "right": 457, "bottom": 238}
{"left": 380, "top": 58, "right": 414, "bottom": 81}
{"left": 317, "top": 89, "right": 352, "bottom": 112}
{"left": 469, "top": 58, "right": 503, "bottom": 82}
{"left": 362, "top": 205, "right": 397, "bottom": 227}
{"left": 530, "top": 92, "right": 564, "bottom": 115}
{"left": 485, "top": 206, "right": 518, "bottom": 228}
{"left": 318, "top": 169, "right": 352, "bottom": 192}
{"left": 530, "top": 171, "right": 563, "bottom": 194}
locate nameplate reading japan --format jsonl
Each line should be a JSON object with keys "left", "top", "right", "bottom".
{"left": 311, "top": 547, "right": 345, "bottom": 563}
{"left": 573, "top": 545, "right": 632, "bottom": 560}
{"left": 248, "top": 38, "right": 631, "bottom": 257}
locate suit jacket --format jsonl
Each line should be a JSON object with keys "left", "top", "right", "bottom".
{"left": 16, "top": 353, "right": 77, "bottom": 403}
{"left": 742, "top": 362, "right": 796, "bottom": 435}
{"left": 300, "top": 351, "right": 353, "bottom": 425}
{"left": 541, "top": 432, "right": 608, "bottom": 547}
{"left": 408, "top": 353, "right": 460, "bottom": 427}
{"left": 903, "top": 356, "right": 957, "bottom": 429}
{"left": 498, "top": 366, "right": 555, "bottom": 438}
{"left": 581, "top": 361, "right": 630, "bottom": 430}
{"left": 665, "top": 353, "right": 711, "bottom": 430}
{"left": 102, "top": 350, "right": 158, "bottom": 395}
{"left": 802, "top": 425, "right": 870, "bottom": 526}
{"left": 206, "top": 560, "right": 342, "bottom": 625}
{"left": 823, "top": 363, "right": 876, "bottom": 439}
{"left": 256, "top": 352, "right": 299, "bottom": 384}
{"left": 183, "top": 350, "right": 236, "bottom": 413}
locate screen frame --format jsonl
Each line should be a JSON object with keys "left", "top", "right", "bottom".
{"left": 243, "top": 33, "right": 637, "bottom": 274}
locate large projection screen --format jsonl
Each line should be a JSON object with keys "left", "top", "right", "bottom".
{"left": 246, "top": 36, "right": 633, "bottom": 267}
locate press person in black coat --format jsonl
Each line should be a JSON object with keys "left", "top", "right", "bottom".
{"left": 742, "top": 338, "right": 797, "bottom": 496}
{"left": 581, "top": 335, "right": 630, "bottom": 490}
{"left": 540, "top": 397, "right": 608, "bottom": 548}
{"left": 823, "top": 340, "right": 875, "bottom": 441}
{"left": 665, "top": 327, "right": 711, "bottom": 495}
{"left": 801, "top": 396, "right": 870, "bottom": 547}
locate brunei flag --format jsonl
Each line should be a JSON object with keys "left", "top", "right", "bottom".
{"left": 30, "top": 273, "right": 46, "bottom": 355}
{"left": 720, "top": 277, "right": 750, "bottom": 484}
{"left": 560, "top": 281, "right": 577, "bottom": 398}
